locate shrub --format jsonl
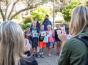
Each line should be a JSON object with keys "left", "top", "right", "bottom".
{"left": 20, "top": 23, "right": 31, "bottom": 30}
{"left": 62, "top": 0, "right": 80, "bottom": 22}
{"left": 31, "top": 6, "right": 51, "bottom": 23}
{"left": 23, "top": 16, "right": 33, "bottom": 24}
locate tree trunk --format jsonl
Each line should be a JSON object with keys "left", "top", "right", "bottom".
{"left": 0, "top": 8, "right": 6, "bottom": 21}
{"left": 7, "top": 0, "right": 18, "bottom": 19}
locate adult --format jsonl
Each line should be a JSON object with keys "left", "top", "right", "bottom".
{"left": 58, "top": 6, "right": 88, "bottom": 65}
{"left": 0, "top": 21, "right": 38, "bottom": 65}
{"left": 43, "top": 15, "right": 52, "bottom": 31}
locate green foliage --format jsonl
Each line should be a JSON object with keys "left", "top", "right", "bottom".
{"left": 21, "top": 16, "right": 32, "bottom": 30}
{"left": 62, "top": 0, "right": 80, "bottom": 22}
{"left": 42, "top": 0, "right": 48, "bottom": 2}
{"left": 23, "top": 16, "right": 33, "bottom": 24}
{"left": 31, "top": 6, "right": 51, "bottom": 23}
{"left": 21, "top": 6, "right": 51, "bottom": 30}
{"left": 14, "top": 15, "right": 20, "bottom": 19}
{"left": 20, "top": 23, "right": 31, "bottom": 30}
{"left": 86, "top": 1, "right": 88, "bottom": 6}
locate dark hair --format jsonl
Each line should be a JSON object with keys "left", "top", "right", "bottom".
{"left": 46, "top": 15, "right": 49, "bottom": 17}
{"left": 24, "top": 30, "right": 29, "bottom": 39}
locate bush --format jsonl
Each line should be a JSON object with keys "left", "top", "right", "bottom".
{"left": 62, "top": 0, "right": 80, "bottom": 22}
{"left": 23, "top": 16, "right": 33, "bottom": 24}
{"left": 31, "top": 6, "right": 51, "bottom": 23}
{"left": 20, "top": 23, "right": 31, "bottom": 30}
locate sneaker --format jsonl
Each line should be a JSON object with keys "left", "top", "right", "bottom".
{"left": 40, "top": 54, "right": 44, "bottom": 58}
{"left": 33, "top": 53, "right": 39, "bottom": 58}
{"left": 40, "top": 55, "right": 43, "bottom": 58}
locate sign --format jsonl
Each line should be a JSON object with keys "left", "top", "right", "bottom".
{"left": 41, "top": 31, "right": 46, "bottom": 36}
{"left": 32, "top": 30, "right": 38, "bottom": 37}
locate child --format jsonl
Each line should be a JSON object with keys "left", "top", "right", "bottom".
{"left": 55, "top": 28, "right": 62, "bottom": 56}
{"left": 31, "top": 22, "right": 39, "bottom": 57}
{"left": 24, "top": 31, "right": 32, "bottom": 56}
{"left": 39, "top": 25, "right": 46, "bottom": 58}
{"left": 47, "top": 25, "right": 54, "bottom": 56}
{"left": 60, "top": 25, "right": 67, "bottom": 42}
{"left": 25, "top": 28, "right": 32, "bottom": 46}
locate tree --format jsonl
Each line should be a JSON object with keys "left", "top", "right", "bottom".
{"left": 62, "top": 0, "right": 80, "bottom": 22}
{"left": 31, "top": 6, "right": 51, "bottom": 23}
{"left": 0, "top": 0, "right": 43, "bottom": 21}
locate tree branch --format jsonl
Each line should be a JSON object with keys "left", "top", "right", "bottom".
{"left": 0, "top": 2, "right": 5, "bottom": 21}
{"left": 27, "top": 0, "right": 34, "bottom": 6}
{"left": 7, "top": 0, "right": 18, "bottom": 19}
{"left": 10, "top": 2, "right": 42, "bottom": 20}
{"left": 10, "top": 7, "right": 31, "bottom": 20}
{"left": 5, "top": 0, "right": 9, "bottom": 19}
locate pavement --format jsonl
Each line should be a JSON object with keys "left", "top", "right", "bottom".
{"left": 36, "top": 48, "right": 59, "bottom": 65}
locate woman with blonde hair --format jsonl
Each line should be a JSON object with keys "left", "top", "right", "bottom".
{"left": 0, "top": 21, "right": 38, "bottom": 65}
{"left": 58, "top": 6, "right": 88, "bottom": 65}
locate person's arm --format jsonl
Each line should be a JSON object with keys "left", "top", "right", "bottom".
{"left": 58, "top": 38, "right": 87, "bottom": 65}
{"left": 58, "top": 40, "right": 71, "bottom": 65}
{"left": 50, "top": 21, "right": 52, "bottom": 25}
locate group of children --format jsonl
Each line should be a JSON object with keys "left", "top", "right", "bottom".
{"left": 24, "top": 22, "right": 71, "bottom": 58}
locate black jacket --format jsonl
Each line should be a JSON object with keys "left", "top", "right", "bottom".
{"left": 20, "top": 56, "right": 38, "bottom": 65}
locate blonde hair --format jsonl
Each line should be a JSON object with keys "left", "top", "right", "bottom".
{"left": 47, "top": 25, "right": 52, "bottom": 28}
{"left": 69, "top": 6, "right": 88, "bottom": 36}
{"left": 0, "top": 21, "right": 24, "bottom": 65}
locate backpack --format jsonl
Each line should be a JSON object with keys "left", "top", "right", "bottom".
{"left": 75, "top": 36, "right": 88, "bottom": 65}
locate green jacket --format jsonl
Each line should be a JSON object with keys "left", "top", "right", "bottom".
{"left": 58, "top": 29, "right": 88, "bottom": 65}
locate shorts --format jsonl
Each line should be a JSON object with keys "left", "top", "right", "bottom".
{"left": 39, "top": 42, "right": 46, "bottom": 48}
{"left": 55, "top": 38, "right": 61, "bottom": 43}
{"left": 55, "top": 41, "right": 61, "bottom": 45}
{"left": 47, "top": 42, "right": 54, "bottom": 48}
{"left": 32, "top": 37, "right": 38, "bottom": 48}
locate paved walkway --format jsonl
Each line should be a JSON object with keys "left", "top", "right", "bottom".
{"left": 37, "top": 55, "right": 59, "bottom": 65}
{"left": 36, "top": 48, "right": 59, "bottom": 65}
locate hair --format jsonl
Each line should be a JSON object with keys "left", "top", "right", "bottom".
{"left": 24, "top": 31, "right": 28, "bottom": 39}
{"left": 69, "top": 6, "right": 88, "bottom": 36}
{"left": 24, "top": 29, "right": 30, "bottom": 39}
{"left": 46, "top": 14, "right": 49, "bottom": 17}
{"left": 47, "top": 25, "right": 52, "bottom": 31}
{"left": 0, "top": 21, "right": 24, "bottom": 65}
{"left": 47, "top": 25, "right": 52, "bottom": 28}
